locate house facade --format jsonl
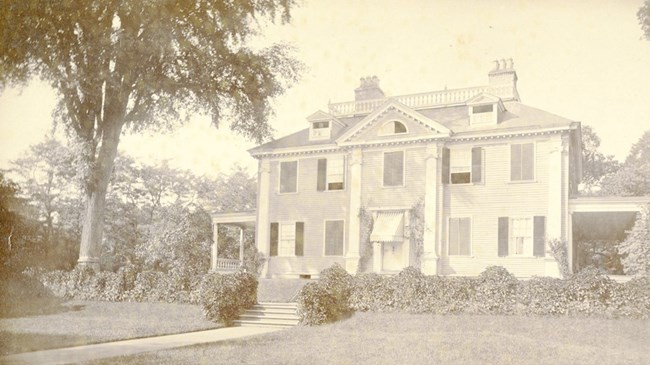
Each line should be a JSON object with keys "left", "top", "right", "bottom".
{"left": 246, "top": 60, "right": 583, "bottom": 278}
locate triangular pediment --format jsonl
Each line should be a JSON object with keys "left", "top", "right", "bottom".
{"left": 306, "top": 110, "right": 346, "bottom": 127}
{"left": 336, "top": 99, "right": 451, "bottom": 145}
{"left": 466, "top": 93, "right": 505, "bottom": 109}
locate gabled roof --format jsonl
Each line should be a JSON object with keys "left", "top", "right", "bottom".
{"left": 335, "top": 99, "right": 451, "bottom": 144}
{"left": 306, "top": 110, "right": 346, "bottom": 127}
{"left": 249, "top": 100, "right": 576, "bottom": 156}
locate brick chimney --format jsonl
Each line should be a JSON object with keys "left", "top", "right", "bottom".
{"left": 488, "top": 58, "right": 520, "bottom": 101}
{"left": 355, "top": 76, "right": 385, "bottom": 101}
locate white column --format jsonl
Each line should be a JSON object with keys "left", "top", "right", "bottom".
{"left": 346, "top": 148, "right": 363, "bottom": 274}
{"left": 567, "top": 212, "right": 574, "bottom": 274}
{"left": 421, "top": 143, "right": 439, "bottom": 275}
{"left": 546, "top": 135, "right": 566, "bottom": 277}
{"left": 256, "top": 159, "right": 271, "bottom": 277}
{"left": 239, "top": 226, "right": 244, "bottom": 267}
{"left": 403, "top": 210, "right": 411, "bottom": 268}
{"left": 373, "top": 242, "right": 382, "bottom": 273}
{"left": 211, "top": 223, "right": 218, "bottom": 272}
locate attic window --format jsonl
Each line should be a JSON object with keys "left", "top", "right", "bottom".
{"left": 310, "top": 121, "right": 331, "bottom": 141}
{"left": 473, "top": 105, "right": 493, "bottom": 114}
{"left": 379, "top": 120, "right": 408, "bottom": 136}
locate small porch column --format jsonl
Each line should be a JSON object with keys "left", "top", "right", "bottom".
{"left": 239, "top": 226, "right": 244, "bottom": 267}
{"left": 373, "top": 242, "right": 382, "bottom": 273}
{"left": 545, "top": 134, "right": 567, "bottom": 277}
{"left": 211, "top": 223, "right": 219, "bottom": 272}
{"left": 256, "top": 159, "right": 271, "bottom": 277}
{"left": 346, "top": 148, "right": 363, "bottom": 274}
{"left": 421, "top": 143, "right": 440, "bottom": 275}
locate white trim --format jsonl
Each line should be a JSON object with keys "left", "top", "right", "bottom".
{"left": 335, "top": 99, "right": 452, "bottom": 144}
{"left": 278, "top": 160, "right": 299, "bottom": 194}
{"left": 508, "top": 141, "right": 536, "bottom": 183}
{"left": 377, "top": 120, "right": 409, "bottom": 136}
{"left": 324, "top": 155, "right": 346, "bottom": 192}
{"left": 508, "top": 216, "right": 534, "bottom": 257}
{"left": 451, "top": 126, "right": 571, "bottom": 142}
{"left": 447, "top": 216, "right": 473, "bottom": 257}
{"left": 382, "top": 149, "right": 406, "bottom": 188}
{"left": 323, "top": 219, "right": 346, "bottom": 257}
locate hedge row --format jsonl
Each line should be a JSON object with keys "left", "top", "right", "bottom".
{"left": 297, "top": 265, "right": 650, "bottom": 325}
{"left": 38, "top": 267, "right": 259, "bottom": 325}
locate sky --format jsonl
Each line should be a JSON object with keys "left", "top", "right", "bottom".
{"left": 1, "top": 0, "right": 649, "bottom": 177}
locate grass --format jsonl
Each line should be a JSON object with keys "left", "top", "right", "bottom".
{"left": 0, "top": 300, "right": 219, "bottom": 355}
{"left": 88, "top": 312, "right": 650, "bottom": 365}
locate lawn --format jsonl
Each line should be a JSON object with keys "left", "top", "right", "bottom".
{"left": 88, "top": 312, "right": 650, "bottom": 365}
{"left": 0, "top": 300, "right": 219, "bottom": 355}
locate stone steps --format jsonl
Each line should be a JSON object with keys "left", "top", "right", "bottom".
{"left": 234, "top": 302, "right": 299, "bottom": 328}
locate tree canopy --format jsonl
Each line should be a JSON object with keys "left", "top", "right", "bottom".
{"left": 0, "top": 0, "right": 302, "bottom": 269}
{"left": 640, "top": 0, "right": 650, "bottom": 40}
{"left": 579, "top": 125, "right": 620, "bottom": 194}
{"left": 600, "top": 130, "right": 650, "bottom": 196}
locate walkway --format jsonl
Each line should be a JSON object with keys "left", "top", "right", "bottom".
{"left": 2, "top": 326, "right": 282, "bottom": 365}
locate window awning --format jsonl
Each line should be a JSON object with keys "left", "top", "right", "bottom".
{"left": 370, "top": 211, "right": 404, "bottom": 242}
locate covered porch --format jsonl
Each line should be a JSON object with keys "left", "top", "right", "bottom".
{"left": 210, "top": 211, "right": 256, "bottom": 273}
{"left": 568, "top": 196, "right": 650, "bottom": 275}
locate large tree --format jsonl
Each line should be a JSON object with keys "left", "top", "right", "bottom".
{"left": 640, "top": 0, "right": 650, "bottom": 40}
{"left": 0, "top": 1, "right": 301, "bottom": 269}
{"left": 600, "top": 130, "right": 650, "bottom": 196}
{"left": 579, "top": 125, "right": 620, "bottom": 194}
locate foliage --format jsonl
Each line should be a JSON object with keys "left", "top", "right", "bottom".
{"left": 408, "top": 199, "right": 425, "bottom": 262}
{"left": 576, "top": 239, "right": 624, "bottom": 275}
{"left": 579, "top": 125, "right": 620, "bottom": 194}
{"left": 297, "top": 263, "right": 353, "bottom": 325}
{"left": 199, "top": 271, "right": 257, "bottom": 326}
{"left": 618, "top": 205, "right": 650, "bottom": 277}
{"left": 640, "top": 0, "right": 650, "bottom": 41}
{"left": 547, "top": 238, "right": 572, "bottom": 278}
{"left": 600, "top": 130, "right": 650, "bottom": 196}
{"left": 0, "top": 268, "right": 63, "bottom": 318}
{"left": 349, "top": 273, "right": 395, "bottom": 312}
{"left": 517, "top": 277, "right": 569, "bottom": 315}
{"left": 471, "top": 266, "right": 518, "bottom": 314}
{"left": 357, "top": 207, "right": 374, "bottom": 273}
{"left": 609, "top": 276, "right": 650, "bottom": 319}
{"left": 0, "top": 0, "right": 302, "bottom": 266}
{"left": 565, "top": 266, "right": 615, "bottom": 315}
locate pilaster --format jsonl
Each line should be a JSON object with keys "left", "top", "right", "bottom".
{"left": 256, "top": 159, "right": 271, "bottom": 277}
{"left": 210, "top": 223, "right": 219, "bottom": 272}
{"left": 345, "top": 148, "right": 363, "bottom": 274}
{"left": 421, "top": 143, "right": 440, "bottom": 275}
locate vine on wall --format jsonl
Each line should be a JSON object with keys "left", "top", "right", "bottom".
{"left": 357, "top": 207, "right": 374, "bottom": 273}
{"left": 408, "top": 198, "right": 425, "bottom": 266}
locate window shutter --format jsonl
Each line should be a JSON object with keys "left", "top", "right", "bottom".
{"left": 533, "top": 216, "right": 546, "bottom": 257}
{"left": 270, "top": 223, "right": 279, "bottom": 257}
{"left": 317, "top": 159, "right": 327, "bottom": 191}
{"left": 471, "top": 147, "right": 482, "bottom": 183}
{"left": 510, "top": 144, "right": 521, "bottom": 181}
{"left": 295, "top": 222, "right": 304, "bottom": 256}
{"left": 442, "top": 147, "right": 450, "bottom": 184}
{"left": 498, "top": 217, "right": 509, "bottom": 257}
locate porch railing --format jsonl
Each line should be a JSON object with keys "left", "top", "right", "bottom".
{"left": 215, "top": 258, "right": 241, "bottom": 271}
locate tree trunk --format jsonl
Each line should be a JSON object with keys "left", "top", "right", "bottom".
{"left": 77, "top": 120, "right": 124, "bottom": 271}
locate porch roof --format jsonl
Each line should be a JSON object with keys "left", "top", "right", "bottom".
{"left": 569, "top": 196, "right": 650, "bottom": 213}
{"left": 210, "top": 210, "right": 256, "bottom": 228}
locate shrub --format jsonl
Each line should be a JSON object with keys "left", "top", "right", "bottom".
{"left": 392, "top": 267, "right": 428, "bottom": 312}
{"left": 565, "top": 266, "right": 615, "bottom": 315}
{"left": 297, "top": 263, "right": 353, "bottom": 325}
{"left": 516, "top": 277, "right": 569, "bottom": 315}
{"left": 130, "top": 270, "right": 173, "bottom": 302}
{"left": 547, "top": 238, "right": 572, "bottom": 278}
{"left": 0, "top": 270, "right": 63, "bottom": 317}
{"left": 470, "top": 266, "right": 518, "bottom": 314}
{"left": 618, "top": 205, "right": 650, "bottom": 277}
{"left": 608, "top": 276, "right": 650, "bottom": 319}
{"left": 349, "top": 273, "right": 394, "bottom": 312}
{"left": 422, "top": 276, "right": 476, "bottom": 314}
{"left": 199, "top": 271, "right": 257, "bottom": 325}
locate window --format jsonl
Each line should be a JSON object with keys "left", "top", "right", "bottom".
{"left": 443, "top": 147, "right": 483, "bottom": 184}
{"left": 270, "top": 222, "right": 304, "bottom": 256}
{"left": 279, "top": 160, "right": 298, "bottom": 193}
{"left": 317, "top": 156, "right": 345, "bottom": 191}
{"left": 383, "top": 151, "right": 404, "bottom": 187}
{"left": 448, "top": 217, "right": 471, "bottom": 255}
{"left": 498, "top": 216, "right": 546, "bottom": 257}
{"left": 472, "top": 104, "right": 493, "bottom": 114}
{"left": 379, "top": 120, "right": 408, "bottom": 135}
{"left": 450, "top": 148, "right": 471, "bottom": 184}
{"left": 510, "top": 218, "right": 532, "bottom": 256}
{"left": 510, "top": 143, "right": 534, "bottom": 181}
{"left": 310, "top": 121, "right": 331, "bottom": 140}
{"left": 324, "top": 220, "right": 344, "bottom": 256}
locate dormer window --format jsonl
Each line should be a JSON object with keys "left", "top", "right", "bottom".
{"left": 379, "top": 120, "right": 408, "bottom": 136}
{"left": 310, "top": 121, "right": 331, "bottom": 141}
{"left": 470, "top": 103, "right": 497, "bottom": 126}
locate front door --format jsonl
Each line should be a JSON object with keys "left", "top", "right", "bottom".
{"left": 382, "top": 241, "right": 403, "bottom": 272}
